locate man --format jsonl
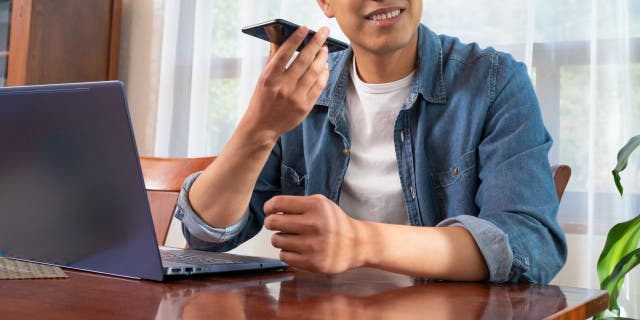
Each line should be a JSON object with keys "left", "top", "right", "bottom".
{"left": 175, "top": 0, "right": 567, "bottom": 283}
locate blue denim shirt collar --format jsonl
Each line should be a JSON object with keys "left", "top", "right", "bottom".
{"left": 415, "top": 24, "right": 447, "bottom": 104}
{"left": 316, "top": 23, "right": 447, "bottom": 124}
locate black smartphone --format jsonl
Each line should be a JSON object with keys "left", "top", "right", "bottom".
{"left": 241, "top": 19, "right": 349, "bottom": 53}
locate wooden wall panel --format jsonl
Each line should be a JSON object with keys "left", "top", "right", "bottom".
{"left": 6, "top": 0, "right": 121, "bottom": 86}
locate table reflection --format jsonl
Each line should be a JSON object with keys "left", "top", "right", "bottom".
{"left": 154, "top": 268, "right": 568, "bottom": 320}
{"left": 155, "top": 272, "right": 288, "bottom": 320}
{"left": 278, "top": 269, "right": 567, "bottom": 319}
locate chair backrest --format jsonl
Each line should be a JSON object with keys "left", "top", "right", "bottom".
{"left": 551, "top": 164, "right": 571, "bottom": 202}
{"left": 139, "top": 156, "right": 216, "bottom": 245}
{"left": 139, "top": 158, "right": 570, "bottom": 244}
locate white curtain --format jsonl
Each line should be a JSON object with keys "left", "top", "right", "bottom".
{"left": 152, "top": 1, "right": 640, "bottom": 316}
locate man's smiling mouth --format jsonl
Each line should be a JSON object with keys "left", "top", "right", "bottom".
{"left": 366, "top": 8, "right": 404, "bottom": 21}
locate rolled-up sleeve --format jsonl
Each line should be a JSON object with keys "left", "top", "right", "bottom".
{"left": 174, "top": 172, "right": 249, "bottom": 244}
{"left": 437, "top": 215, "right": 513, "bottom": 282}
{"left": 474, "top": 55, "right": 567, "bottom": 284}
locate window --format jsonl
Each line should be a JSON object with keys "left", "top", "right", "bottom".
{"left": 157, "top": 0, "right": 640, "bottom": 231}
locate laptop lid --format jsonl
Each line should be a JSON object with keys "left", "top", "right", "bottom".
{"left": 0, "top": 81, "right": 165, "bottom": 281}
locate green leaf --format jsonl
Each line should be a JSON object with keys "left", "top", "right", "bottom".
{"left": 598, "top": 215, "right": 640, "bottom": 281}
{"left": 600, "top": 248, "right": 640, "bottom": 316}
{"left": 612, "top": 135, "right": 640, "bottom": 196}
{"left": 597, "top": 215, "right": 640, "bottom": 315}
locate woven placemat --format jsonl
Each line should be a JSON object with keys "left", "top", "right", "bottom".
{"left": 0, "top": 257, "right": 67, "bottom": 280}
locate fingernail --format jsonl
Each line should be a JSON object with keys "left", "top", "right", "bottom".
{"left": 318, "top": 27, "right": 329, "bottom": 38}
{"left": 264, "top": 220, "right": 272, "bottom": 230}
{"left": 296, "top": 26, "right": 308, "bottom": 37}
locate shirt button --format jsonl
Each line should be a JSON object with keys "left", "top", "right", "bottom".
{"left": 452, "top": 167, "right": 459, "bottom": 176}
{"left": 409, "top": 186, "right": 416, "bottom": 199}
{"left": 343, "top": 148, "right": 350, "bottom": 156}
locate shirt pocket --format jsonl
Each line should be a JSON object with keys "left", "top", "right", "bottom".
{"left": 431, "top": 149, "right": 479, "bottom": 217}
{"left": 280, "top": 163, "right": 307, "bottom": 196}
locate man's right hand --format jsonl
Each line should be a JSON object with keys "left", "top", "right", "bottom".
{"left": 240, "top": 26, "right": 331, "bottom": 145}
{"left": 187, "top": 26, "right": 331, "bottom": 229}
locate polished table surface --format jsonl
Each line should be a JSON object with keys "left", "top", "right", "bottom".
{"left": 0, "top": 267, "right": 608, "bottom": 319}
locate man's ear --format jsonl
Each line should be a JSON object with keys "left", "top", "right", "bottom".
{"left": 317, "top": 0, "right": 335, "bottom": 18}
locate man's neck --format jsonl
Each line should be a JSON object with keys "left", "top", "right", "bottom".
{"left": 352, "top": 38, "right": 418, "bottom": 84}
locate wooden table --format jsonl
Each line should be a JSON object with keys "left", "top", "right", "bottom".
{"left": 0, "top": 267, "right": 608, "bottom": 319}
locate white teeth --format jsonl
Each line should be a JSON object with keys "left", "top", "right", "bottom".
{"left": 369, "top": 9, "right": 401, "bottom": 21}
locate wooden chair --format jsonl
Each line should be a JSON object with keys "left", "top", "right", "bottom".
{"left": 139, "top": 156, "right": 216, "bottom": 245}
{"left": 551, "top": 164, "right": 571, "bottom": 202}
{"left": 139, "top": 159, "right": 570, "bottom": 244}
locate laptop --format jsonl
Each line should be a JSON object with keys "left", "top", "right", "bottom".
{"left": 0, "top": 81, "right": 287, "bottom": 281}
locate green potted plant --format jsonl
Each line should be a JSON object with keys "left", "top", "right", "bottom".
{"left": 595, "top": 135, "right": 640, "bottom": 319}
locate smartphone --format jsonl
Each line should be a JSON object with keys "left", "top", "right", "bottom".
{"left": 241, "top": 19, "right": 349, "bottom": 53}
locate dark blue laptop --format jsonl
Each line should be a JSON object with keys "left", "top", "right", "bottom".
{"left": 0, "top": 81, "right": 286, "bottom": 281}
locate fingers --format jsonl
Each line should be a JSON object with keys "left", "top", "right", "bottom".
{"left": 264, "top": 195, "right": 318, "bottom": 215}
{"left": 279, "top": 251, "right": 310, "bottom": 270}
{"left": 264, "top": 26, "right": 309, "bottom": 73}
{"left": 265, "top": 42, "right": 281, "bottom": 65}
{"left": 304, "top": 54, "right": 330, "bottom": 102}
{"left": 270, "top": 233, "right": 308, "bottom": 253}
{"left": 293, "top": 45, "right": 329, "bottom": 96}
{"left": 285, "top": 27, "right": 330, "bottom": 80}
{"left": 264, "top": 213, "right": 318, "bottom": 234}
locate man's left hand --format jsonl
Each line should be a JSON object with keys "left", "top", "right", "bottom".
{"left": 263, "top": 194, "right": 366, "bottom": 274}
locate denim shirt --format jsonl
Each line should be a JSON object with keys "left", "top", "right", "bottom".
{"left": 175, "top": 24, "right": 567, "bottom": 284}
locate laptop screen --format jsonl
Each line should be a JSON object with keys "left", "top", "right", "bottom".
{"left": 0, "top": 82, "right": 164, "bottom": 280}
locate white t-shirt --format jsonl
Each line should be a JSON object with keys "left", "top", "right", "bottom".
{"left": 339, "top": 58, "right": 414, "bottom": 225}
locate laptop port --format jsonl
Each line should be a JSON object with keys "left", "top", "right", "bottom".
{"left": 171, "top": 268, "right": 181, "bottom": 273}
{"left": 184, "top": 267, "right": 193, "bottom": 274}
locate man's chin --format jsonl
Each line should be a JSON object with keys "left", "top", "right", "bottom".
{"left": 356, "top": 38, "right": 416, "bottom": 55}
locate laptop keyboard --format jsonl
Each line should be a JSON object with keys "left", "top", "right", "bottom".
{"left": 159, "top": 249, "right": 259, "bottom": 265}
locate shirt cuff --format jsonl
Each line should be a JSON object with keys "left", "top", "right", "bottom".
{"left": 437, "top": 215, "right": 513, "bottom": 282}
{"left": 174, "top": 172, "right": 249, "bottom": 244}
